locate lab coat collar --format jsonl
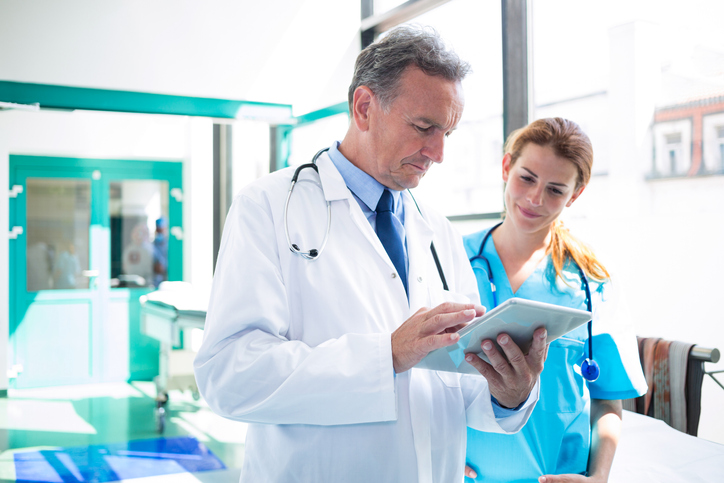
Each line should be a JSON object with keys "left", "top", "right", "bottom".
{"left": 316, "top": 152, "right": 355, "bottom": 202}
{"left": 315, "top": 153, "right": 398, "bottom": 282}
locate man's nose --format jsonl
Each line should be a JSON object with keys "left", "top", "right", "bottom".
{"left": 422, "top": 133, "right": 445, "bottom": 164}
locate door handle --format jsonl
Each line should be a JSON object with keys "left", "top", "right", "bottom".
{"left": 82, "top": 270, "right": 100, "bottom": 278}
{"left": 8, "top": 226, "right": 24, "bottom": 239}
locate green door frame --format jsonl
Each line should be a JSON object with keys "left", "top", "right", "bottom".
{"left": 9, "top": 155, "right": 183, "bottom": 386}
{"left": 0, "top": 80, "right": 293, "bottom": 120}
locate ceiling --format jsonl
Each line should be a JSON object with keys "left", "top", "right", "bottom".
{"left": 0, "top": 0, "right": 362, "bottom": 115}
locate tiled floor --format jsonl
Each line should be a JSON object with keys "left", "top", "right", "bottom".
{"left": 0, "top": 382, "right": 246, "bottom": 482}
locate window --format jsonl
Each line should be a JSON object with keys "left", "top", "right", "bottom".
{"left": 652, "top": 121, "right": 692, "bottom": 177}
{"left": 387, "top": 0, "right": 505, "bottom": 217}
{"left": 718, "top": 126, "right": 724, "bottom": 170}
{"left": 703, "top": 112, "right": 724, "bottom": 173}
{"left": 374, "top": 0, "right": 408, "bottom": 15}
{"left": 665, "top": 133, "right": 684, "bottom": 174}
{"left": 288, "top": 113, "right": 350, "bottom": 168}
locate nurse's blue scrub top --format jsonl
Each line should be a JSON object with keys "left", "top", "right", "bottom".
{"left": 463, "top": 227, "right": 647, "bottom": 482}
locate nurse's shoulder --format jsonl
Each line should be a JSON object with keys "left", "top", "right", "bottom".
{"left": 462, "top": 227, "right": 493, "bottom": 259}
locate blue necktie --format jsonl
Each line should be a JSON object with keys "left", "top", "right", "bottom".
{"left": 376, "top": 189, "right": 408, "bottom": 295}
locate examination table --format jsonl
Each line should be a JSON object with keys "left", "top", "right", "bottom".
{"left": 140, "top": 282, "right": 209, "bottom": 432}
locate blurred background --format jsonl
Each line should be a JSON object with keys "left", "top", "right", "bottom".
{"left": 1, "top": 0, "right": 723, "bottom": 481}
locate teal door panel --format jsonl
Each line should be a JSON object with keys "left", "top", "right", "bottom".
{"left": 9, "top": 155, "right": 183, "bottom": 388}
{"left": 16, "top": 300, "right": 92, "bottom": 386}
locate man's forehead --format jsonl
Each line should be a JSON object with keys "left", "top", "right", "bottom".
{"left": 403, "top": 95, "right": 464, "bottom": 129}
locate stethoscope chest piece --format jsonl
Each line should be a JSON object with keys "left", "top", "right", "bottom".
{"left": 581, "top": 358, "right": 600, "bottom": 382}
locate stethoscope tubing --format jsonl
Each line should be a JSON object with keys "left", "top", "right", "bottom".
{"left": 285, "top": 147, "right": 449, "bottom": 290}
{"left": 285, "top": 148, "right": 332, "bottom": 260}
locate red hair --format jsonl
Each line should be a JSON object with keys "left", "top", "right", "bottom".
{"left": 504, "top": 118, "right": 610, "bottom": 282}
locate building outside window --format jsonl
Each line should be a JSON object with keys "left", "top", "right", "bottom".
{"left": 652, "top": 120, "right": 692, "bottom": 177}
{"left": 719, "top": 126, "right": 724, "bottom": 170}
{"left": 703, "top": 110, "right": 724, "bottom": 173}
{"left": 665, "top": 132, "right": 684, "bottom": 174}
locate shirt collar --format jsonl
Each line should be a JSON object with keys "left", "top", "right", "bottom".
{"left": 328, "top": 141, "right": 402, "bottom": 213}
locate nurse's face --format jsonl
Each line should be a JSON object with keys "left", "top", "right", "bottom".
{"left": 357, "top": 66, "right": 464, "bottom": 190}
{"left": 503, "top": 143, "right": 584, "bottom": 236}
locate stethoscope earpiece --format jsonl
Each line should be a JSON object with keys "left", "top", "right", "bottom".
{"left": 581, "top": 358, "right": 600, "bottom": 382}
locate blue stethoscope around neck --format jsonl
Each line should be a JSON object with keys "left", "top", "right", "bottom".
{"left": 470, "top": 221, "right": 601, "bottom": 382}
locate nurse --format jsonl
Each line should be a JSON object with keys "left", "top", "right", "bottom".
{"left": 462, "top": 118, "right": 647, "bottom": 482}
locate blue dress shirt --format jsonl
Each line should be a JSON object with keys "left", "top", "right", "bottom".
{"left": 328, "top": 142, "right": 409, "bottom": 274}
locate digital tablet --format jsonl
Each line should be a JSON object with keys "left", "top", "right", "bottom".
{"left": 415, "top": 298, "right": 592, "bottom": 375}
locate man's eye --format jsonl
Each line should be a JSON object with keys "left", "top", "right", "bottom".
{"left": 414, "top": 125, "right": 431, "bottom": 133}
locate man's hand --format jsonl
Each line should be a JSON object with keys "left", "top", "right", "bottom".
{"left": 464, "top": 327, "right": 548, "bottom": 409}
{"left": 392, "top": 302, "right": 485, "bottom": 374}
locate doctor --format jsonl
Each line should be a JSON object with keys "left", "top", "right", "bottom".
{"left": 194, "top": 26, "right": 546, "bottom": 483}
{"left": 462, "top": 118, "right": 647, "bottom": 482}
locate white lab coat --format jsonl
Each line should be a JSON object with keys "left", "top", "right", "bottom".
{"left": 194, "top": 151, "right": 539, "bottom": 483}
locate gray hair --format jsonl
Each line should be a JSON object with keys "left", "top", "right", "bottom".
{"left": 348, "top": 25, "right": 471, "bottom": 112}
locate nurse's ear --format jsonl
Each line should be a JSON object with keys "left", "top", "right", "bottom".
{"left": 502, "top": 153, "right": 513, "bottom": 182}
{"left": 566, "top": 185, "right": 586, "bottom": 207}
{"left": 351, "top": 86, "right": 374, "bottom": 132}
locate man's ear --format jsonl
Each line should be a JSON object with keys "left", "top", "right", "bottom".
{"left": 351, "top": 86, "right": 374, "bottom": 132}
{"left": 566, "top": 185, "right": 586, "bottom": 207}
{"left": 502, "top": 153, "right": 513, "bottom": 183}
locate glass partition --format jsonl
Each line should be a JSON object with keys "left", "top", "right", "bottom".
{"left": 109, "top": 180, "right": 169, "bottom": 288}
{"left": 25, "top": 178, "right": 91, "bottom": 291}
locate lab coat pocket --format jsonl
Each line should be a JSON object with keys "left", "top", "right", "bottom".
{"left": 435, "top": 370, "right": 462, "bottom": 388}
{"left": 539, "top": 337, "right": 586, "bottom": 413}
{"left": 426, "top": 290, "right": 468, "bottom": 388}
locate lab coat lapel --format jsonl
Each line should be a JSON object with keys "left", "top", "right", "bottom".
{"left": 401, "top": 191, "right": 435, "bottom": 483}
{"left": 317, "top": 154, "right": 410, "bottom": 279}
{"left": 402, "top": 191, "right": 434, "bottom": 313}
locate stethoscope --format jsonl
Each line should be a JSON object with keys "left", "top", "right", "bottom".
{"left": 470, "top": 221, "right": 600, "bottom": 382}
{"left": 284, "top": 148, "right": 332, "bottom": 260}
{"left": 284, "top": 147, "right": 450, "bottom": 289}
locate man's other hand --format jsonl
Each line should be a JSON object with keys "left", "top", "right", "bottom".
{"left": 464, "top": 328, "right": 548, "bottom": 409}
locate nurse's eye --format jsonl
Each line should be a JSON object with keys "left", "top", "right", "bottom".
{"left": 548, "top": 187, "right": 564, "bottom": 196}
{"left": 520, "top": 175, "right": 534, "bottom": 183}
